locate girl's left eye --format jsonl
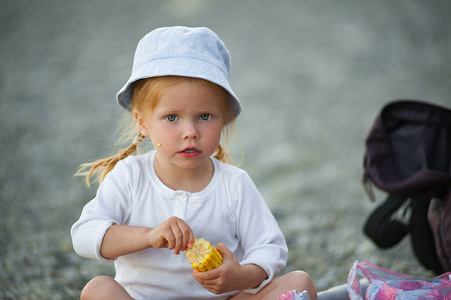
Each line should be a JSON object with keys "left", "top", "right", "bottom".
{"left": 166, "top": 115, "right": 178, "bottom": 122}
{"left": 200, "top": 114, "right": 211, "bottom": 121}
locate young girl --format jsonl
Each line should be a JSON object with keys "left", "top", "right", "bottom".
{"left": 71, "top": 26, "right": 316, "bottom": 300}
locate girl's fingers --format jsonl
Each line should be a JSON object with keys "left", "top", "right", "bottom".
{"left": 179, "top": 221, "right": 194, "bottom": 251}
{"left": 160, "top": 228, "right": 175, "bottom": 250}
{"left": 215, "top": 243, "right": 232, "bottom": 259}
{"left": 187, "top": 229, "right": 195, "bottom": 249}
{"left": 152, "top": 217, "right": 194, "bottom": 253}
{"left": 170, "top": 222, "right": 184, "bottom": 254}
{"left": 171, "top": 218, "right": 194, "bottom": 254}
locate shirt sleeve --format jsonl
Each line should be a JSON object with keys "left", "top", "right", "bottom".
{"left": 70, "top": 158, "right": 136, "bottom": 263}
{"left": 233, "top": 171, "right": 288, "bottom": 294}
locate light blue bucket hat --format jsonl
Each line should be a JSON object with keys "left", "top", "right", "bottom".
{"left": 116, "top": 26, "right": 242, "bottom": 119}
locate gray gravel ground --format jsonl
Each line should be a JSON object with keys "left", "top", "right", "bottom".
{"left": 1, "top": 0, "right": 451, "bottom": 298}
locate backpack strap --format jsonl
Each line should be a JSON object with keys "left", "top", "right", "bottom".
{"left": 364, "top": 194, "right": 411, "bottom": 248}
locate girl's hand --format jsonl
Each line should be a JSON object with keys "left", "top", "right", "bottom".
{"left": 191, "top": 243, "right": 267, "bottom": 294}
{"left": 147, "top": 216, "right": 194, "bottom": 254}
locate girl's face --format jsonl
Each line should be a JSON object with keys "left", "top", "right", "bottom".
{"left": 137, "top": 79, "right": 224, "bottom": 174}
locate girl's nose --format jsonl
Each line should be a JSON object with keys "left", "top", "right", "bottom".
{"left": 183, "top": 122, "right": 199, "bottom": 140}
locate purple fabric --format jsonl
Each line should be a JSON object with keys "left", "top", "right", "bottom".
{"left": 347, "top": 261, "right": 451, "bottom": 299}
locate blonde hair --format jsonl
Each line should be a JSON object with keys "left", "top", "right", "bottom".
{"left": 76, "top": 76, "right": 236, "bottom": 187}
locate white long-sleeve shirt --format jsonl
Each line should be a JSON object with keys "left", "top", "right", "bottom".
{"left": 71, "top": 151, "right": 288, "bottom": 299}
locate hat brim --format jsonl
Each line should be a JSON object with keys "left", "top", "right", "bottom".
{"left": 116, "top": 57, "right": 242, "bottom": 119}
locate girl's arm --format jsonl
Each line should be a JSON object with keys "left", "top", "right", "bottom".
{"left": 100, "top": 216, "right": 195, "bottom": 259}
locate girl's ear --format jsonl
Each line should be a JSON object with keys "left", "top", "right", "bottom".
{"left": 134, "top": 111, "right": 149, "bottom": 137}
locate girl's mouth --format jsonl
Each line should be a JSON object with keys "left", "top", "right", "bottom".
{"left": 179, "top": 147, "right": 201, "bottom": 157}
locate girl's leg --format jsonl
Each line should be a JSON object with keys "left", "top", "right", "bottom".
{"left": 81, "top": 275, "right": 134, "bottom": 300}
{"left": 230, "top": 271, "right": 317, "bottom": 300}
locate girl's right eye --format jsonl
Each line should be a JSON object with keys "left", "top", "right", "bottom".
{"left": 166, "top": 115, "right": 178, "bottom": 122}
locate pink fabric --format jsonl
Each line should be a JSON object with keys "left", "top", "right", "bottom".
{"left": 347, "top": 261, "right": 451, "bottom": 299}
{"left": 278, "top": 290, "right": 311, "bottom": 300}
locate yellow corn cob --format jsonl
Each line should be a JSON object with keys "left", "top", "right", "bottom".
{"left": 185, "top": 238, "right": 223, "bottom": 272}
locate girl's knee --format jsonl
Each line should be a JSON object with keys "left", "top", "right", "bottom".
{"left": 286, "top": 271, "right": 317, "bottom": 300}
{"left": 81, "top": 275, "right": 131, "bottom": 300}
{"left": 81, "top": 276, "right": 110, "bottom": 300}
{"left": 288, "top": 270, "right": 313, "bottom": 284}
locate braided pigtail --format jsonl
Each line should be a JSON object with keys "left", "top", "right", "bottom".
{"left": 213, "top": 144, "right": 232, "bottom": 164}
{"left": 76, "top": 133, "right": 145, "bottom": 187}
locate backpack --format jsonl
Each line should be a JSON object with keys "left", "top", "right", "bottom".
{"left": 362, "top": 100, "right": 451, "bottom": 274}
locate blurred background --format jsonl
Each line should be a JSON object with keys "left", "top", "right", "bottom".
{"left": 1, "top": 0, "right": 450, "bottom": 298}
